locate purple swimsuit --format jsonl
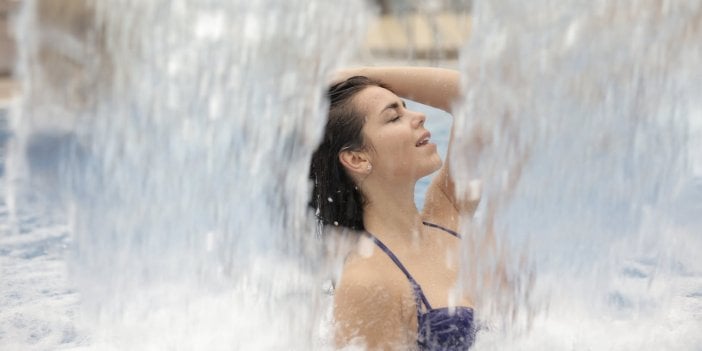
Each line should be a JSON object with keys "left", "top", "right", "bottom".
{"left": 365, "top": 222, "right": 476, "bottom": 350}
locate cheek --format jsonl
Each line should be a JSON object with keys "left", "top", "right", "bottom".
{"left": 376, "top": 142, "right": 419, "bottom": 178}
{"left": 372, "top": 129, "right": 410, "bottom": 160}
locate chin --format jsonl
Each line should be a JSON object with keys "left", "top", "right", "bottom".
{"left": 417, "top": 157, "right": 443, "bottom": 178}
{"left": 429, "top": 154, "right": 443, "bottom": 172}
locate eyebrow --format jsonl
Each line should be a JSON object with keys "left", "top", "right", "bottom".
{"left": 380, "top": 100, "right": 407, "bottom": 114}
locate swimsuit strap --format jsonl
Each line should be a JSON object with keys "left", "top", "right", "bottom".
{"left": 422, "top": 221, "right": 461, "bottom": 238}
{"left": 365, "top": 232, "right": 433, "bottom": 311}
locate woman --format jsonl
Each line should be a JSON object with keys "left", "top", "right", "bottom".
{"left": 310, "top": 67, "right": 479, "bottom": 350}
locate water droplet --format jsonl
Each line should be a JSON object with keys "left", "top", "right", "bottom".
{"left": 358, "top": 237, "right": 375, "bottom": 258}
{"left": 205, "top": 231, "right": 215, "bottom": 252}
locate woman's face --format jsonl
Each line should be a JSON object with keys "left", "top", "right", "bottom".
{"left": 353, "top": 86, "right": 442, "bottom": 182}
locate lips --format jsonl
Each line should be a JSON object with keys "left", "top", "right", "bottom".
{"left": 416, "top": 131, "right": 431, "bottom": 147}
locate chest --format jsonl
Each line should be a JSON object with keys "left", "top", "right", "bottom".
{"left": 398, "top": 240, "right": 472, "bottom": 309}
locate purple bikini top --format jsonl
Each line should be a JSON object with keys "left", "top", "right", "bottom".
{"left": 366, "top": 222, "right": 476, "bottom": 350}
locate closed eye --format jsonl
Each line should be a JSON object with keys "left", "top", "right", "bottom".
{"left": 382, "top": 100, "right": 407, "bottom": 122}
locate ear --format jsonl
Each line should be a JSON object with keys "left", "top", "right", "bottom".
{"left": 339, "top": 150, "right": 371, "bottom": 176}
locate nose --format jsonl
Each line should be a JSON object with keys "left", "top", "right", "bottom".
{"left": 412, "top": 111, "right": 426, "bottom": 128}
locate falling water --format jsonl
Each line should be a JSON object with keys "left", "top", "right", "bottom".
{"left": 1, "top": 0, "right": 701, "bottom": 350}
{"left": 5, "top": 0, "right": 369, "bottom": 349}
{"left": 453, "top": 0, "right": 702, "bottom": 349}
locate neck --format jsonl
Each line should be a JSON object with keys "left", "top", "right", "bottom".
{"left": 361, "top": 177, "right": 422, "bottom": 244}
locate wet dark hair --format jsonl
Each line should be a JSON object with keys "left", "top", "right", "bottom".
{"left": 309, "top": 76, "right": 390, "bottom": 231}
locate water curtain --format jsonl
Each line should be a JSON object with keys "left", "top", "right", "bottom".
{"left": 10, "top": 0, "right": 368, "bottom": 348}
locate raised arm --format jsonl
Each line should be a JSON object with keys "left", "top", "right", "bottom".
{"left": 333, "top": 66, "right": 460, "bottom": 113}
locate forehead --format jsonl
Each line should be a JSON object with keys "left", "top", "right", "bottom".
{"left": 352, "top": 86, "right": 401, "bottom": 116}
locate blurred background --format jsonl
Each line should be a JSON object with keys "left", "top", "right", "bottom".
{"left": 0, "top": 0, "right": 19, "bottom": 101}
{"left": 0, "top": 0, "right": 472, "bottom": 101}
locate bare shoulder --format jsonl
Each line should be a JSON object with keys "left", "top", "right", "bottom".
{"left": 335, "top": 244, "right": 405, "bottom": 311}
{"left": 333, "top": 241, "right": 412, "bottom": 349}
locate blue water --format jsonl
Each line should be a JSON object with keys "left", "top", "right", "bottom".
{"left": 0, "top": 101, "right": 450, "bottom": 349}
{"left": 3, "top": 93, "right": 699, "bottom": 350}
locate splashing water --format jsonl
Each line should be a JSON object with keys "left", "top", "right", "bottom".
{"left": 5, "top": 0, "right": 369, "bottom": 349}
{"left": 1, "top": 0, "right": 701, "bottom": 350}
{"left": 453, "top": 0, "right": 702, "bottom": 349}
